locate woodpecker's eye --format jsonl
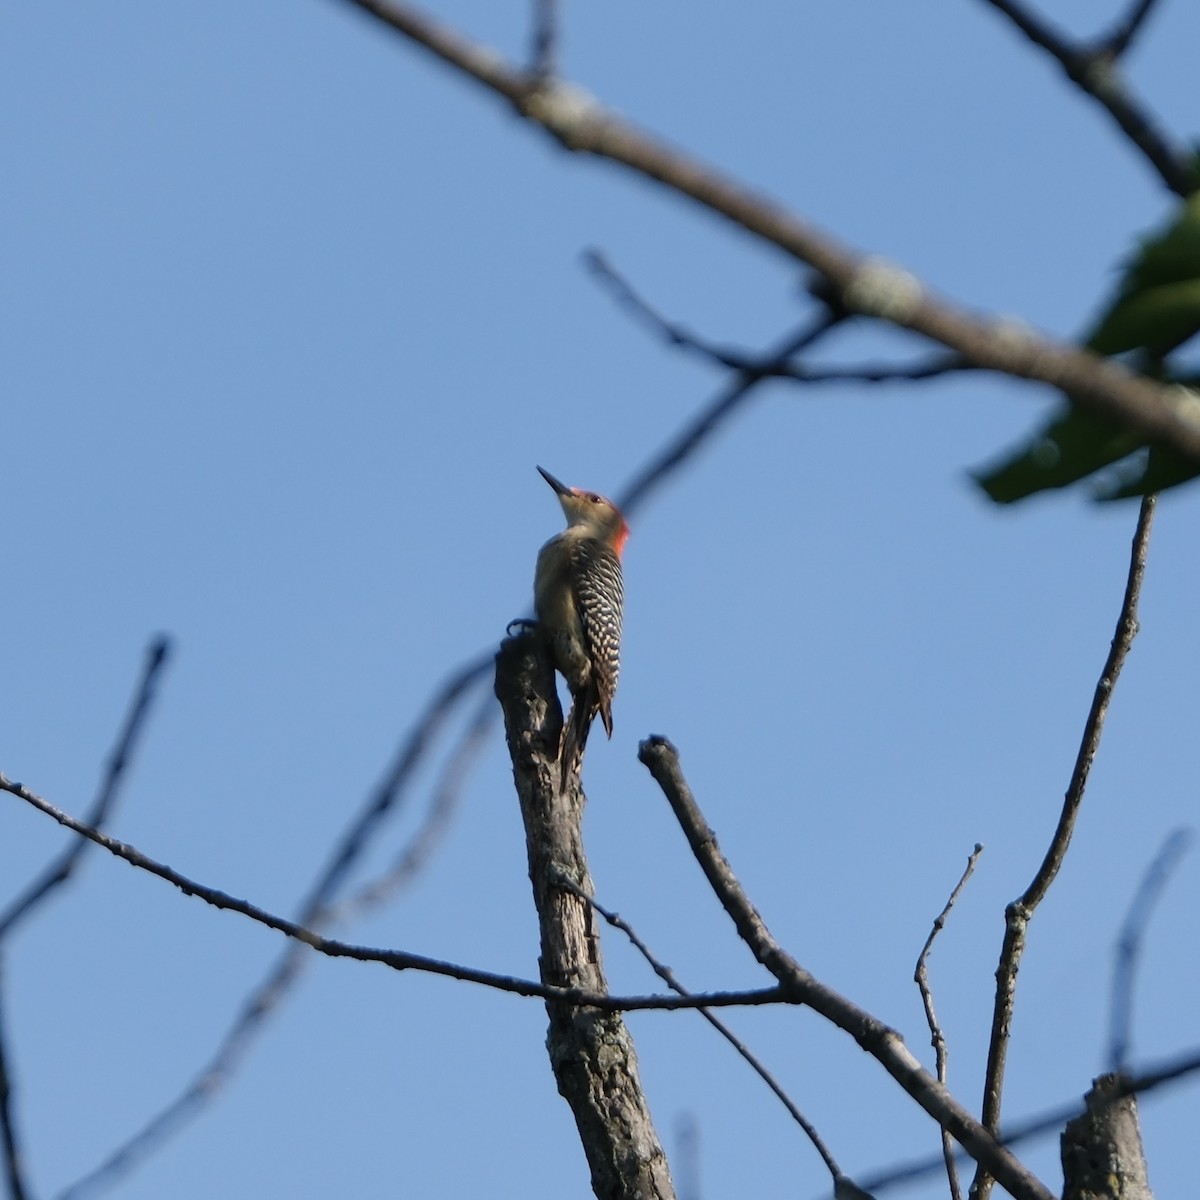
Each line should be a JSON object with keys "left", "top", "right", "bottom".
{"left": 588, "top": 493, "right": 603, "bottom": 504}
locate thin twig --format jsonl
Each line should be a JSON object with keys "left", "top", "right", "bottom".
{"left": 530, "top": 0, "right": 558, "bottom": 79}
{"left": 856, "top": 1040, "right": 1200, "bottom": 1196}
{"left": 558, "top": 876, "right": 844, "bottom": 1182}
{"left": 55, "top": 652, "right": 494, "bottom": 1200}
{"left": 586, "top": 248, "right": 835, "bottom": 376}
{"left": 0, "top": 958, "right": 30, "bottom": 1200}
{"left": 586, "top": 249, "right": 969, "bottom": 385}
{"left": 637, "top": 737, "right": 1055, "bottom": 1200}
{"left": 335, "top": 693, "right": 494, "bottom": 919}
{"left": 1108, "top": 826, "right": 1193, "bottom": 1072}
{"left": 979, "top": 0, "right": 1192, "bottom": 196}
{"left": 914, "top": 844, "right": 984, "bottom": 1200}
{"left": 617, "top": 312, "right": 843, "bottom": 514}
{"left": 971, "top": 493, "right": 1156, "bottom": 1200}
{"left": 1096, "top": 0, "right": 1162, "bottom": 58}
{"left": 64, "top": 709, "right": 483, "bottom": 1184}
{"left": 0, "top": 639, "right": 170, "bottom": 1200}
{"left": 0, "top": 637, "right": 171, "bottom": 938}
{"left": 291, "top": 652, "right": 493, "bottom": 923}
{"left": 675, "top": 1114, "right": 701, "bottom": 1200}
{"left": 0, "top": 770, "right": 785, "bottom": 1017}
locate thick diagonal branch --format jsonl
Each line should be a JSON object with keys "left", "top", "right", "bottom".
{"left": 639, "top": 737, "right": 1054, "bottom": 1200}
{"left": 495, "top": 634, "right": 675, "bottom": 1200}
{"left": 339, "top": 0, "right": 1200, "bottom": 465}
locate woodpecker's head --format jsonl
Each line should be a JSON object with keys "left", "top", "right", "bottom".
{"left": 538, "top": 466, "right": 629, "bottom": 554}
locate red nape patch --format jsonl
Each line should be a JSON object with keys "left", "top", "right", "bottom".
{"left": 613, "top": 520, "right": 630, "bottom": 557}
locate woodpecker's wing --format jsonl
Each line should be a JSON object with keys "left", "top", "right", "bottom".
{"left": 569, "top": 539, "right": 623, "bottom": 736}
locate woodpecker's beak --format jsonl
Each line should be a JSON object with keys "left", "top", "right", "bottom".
{"left": 537, "top": 466, "right": 570, "bottom": 496}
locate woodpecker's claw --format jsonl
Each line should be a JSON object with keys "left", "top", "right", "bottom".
{"left": 506, "top": 617, "right": 539, "bottom": 637}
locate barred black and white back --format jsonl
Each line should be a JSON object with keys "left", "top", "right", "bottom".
{"left": 562, "top": 538, "right": 623, "bottom": 770}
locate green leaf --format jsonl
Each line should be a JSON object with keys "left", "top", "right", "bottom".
{"left": 974, "top": 405, "right": 1143, "bottom": 503}
{"left": 976, "top": 196, "right": 1200, "bottom": 503}
{"left": 1085, "top": 194, "right": 1200, "bottom": 357}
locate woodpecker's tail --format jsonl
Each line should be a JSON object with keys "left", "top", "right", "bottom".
{"left": 559, "top": 687, "right": 598, "bottom": 790}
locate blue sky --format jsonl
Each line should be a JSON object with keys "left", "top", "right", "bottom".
{"left": 4, "top": 2, "right": 1199, "bottom": 1198}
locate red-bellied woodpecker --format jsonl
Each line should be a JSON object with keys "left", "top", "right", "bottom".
{"left": 533, "top": 465, "right": 628, "bottom": 782}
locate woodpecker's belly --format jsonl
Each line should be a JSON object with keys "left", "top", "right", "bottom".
{"left": 535, "top": 541, "right": 591, "bottom": 688}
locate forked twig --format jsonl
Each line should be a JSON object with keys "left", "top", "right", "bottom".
{"left": 336, "top": 693, "right": 494, "bottom": 918}
{"left": 0, "top": 637, "right": 171, "bottom": 938}
{"left": 557, "top": 875, "right": 843, "bottom": 1182}
{"left": 979, "top": 0, "right": 1192, "bottom": 196}
{"left": 0, "top": 639, "right": 171, "bottom": 1200}
{"left": 586, "top": 249, "right": 968, "bottom": 386}
{"left": 617, "top": 311, "right": 843, "bottom": 514}
{"left": 856, "top": 1040, "right": 1200, "bottom": 1195}
{"left": 971, "top": 494, "right": 1156, "bottom": 1200}
{"left": 914, "top": 844, "right": 984, "bottom": 1200}
{"left": 54, "top": 653, "right": 492, "bottom": 1199}
{"left": 638, "top": 737, "right": 1054, "bottom": 1200}
{"left": 1097, "top": 0, "right": 1162, "bottom": 58}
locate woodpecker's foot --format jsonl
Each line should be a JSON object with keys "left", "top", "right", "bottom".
{"left": 506, "top": 617, "right": 539, "bottom": 637}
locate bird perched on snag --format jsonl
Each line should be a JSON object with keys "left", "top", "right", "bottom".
{"left": 532, "top": 466, "right": 627, "bottom": 785}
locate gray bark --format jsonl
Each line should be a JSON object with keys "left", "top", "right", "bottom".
{"left": 495, "top": 632, "right": 675, "bottom": 1200}
{"left": 1061, "top": 1074, "right": 1153, "bottom": 1200}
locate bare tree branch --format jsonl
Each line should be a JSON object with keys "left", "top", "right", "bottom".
{"left": 616, "top": 313, "right": 843, "bottom": 514}
{"left": 292, "top": 652, "right": 493, "bottom": 923}
{"left": 336, "top": 0, "right": 1200, "bottom": 464}
{"left": 586, "top": 249, "right": 970, "bottom": 386}
{"left": 1108, "top": 827, "right": 1193, "bottom": 1073}
{"left": 978, "top": 0, "right": 1192, "bottom": 196}
{"left": 336, "top": 693, "right": 494, "bottom": 918}
{"left": 1096, "top": 0, "right": 1163, "bottom": 59}
{"left": 530, "top": 0, "right": 558, "bottom": 79}
{"left": 637, "top": 737, "right": 1055, "bottom": 1200}
{"left": 0, "top": 774, "right": 787, "bottom": 1015}
{"left": 586, "top": 248, "right": 840, "bottom": 377}
{"left": 54, "top": 651, "right": 493, "bottom": 1199}
{"left": 859, "top": 1041, "right": 1200, "bottom": 1195}
{"left": 0, "top": 958, "right": 30, "bottom": 1200}
{"left": 915, "top": 844, "right": 985, "bottom": 1200}
{"left": 0, "top": 639, "right": 170, "bottom": 1200}
{"left": 0, "top": 637, "right": 171, "bottom": 938}
{"left": 558, "top": 874, "right": 845, "bottom": 1185}
{"left": 971, "top": 493, "right": 1156, "bottom": 1200}
{"left": 494, "top": 631, "right": 677, "bottom": 1198}
{"left": 1061, "top": 1073, "right": 1153, "bottom": 1200}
